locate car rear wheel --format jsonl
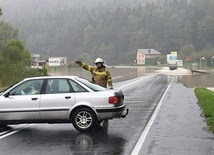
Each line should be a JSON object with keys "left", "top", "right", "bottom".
{"left": 72, "top": 108, "right": 97, "bottom": 132}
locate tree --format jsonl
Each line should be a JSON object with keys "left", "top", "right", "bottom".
{"left": 98, "top": 42, "right": 116, "bottom": 65}
{"left": 0, "top": 39, "right": 32, "bottom": 86}
{"left": 0, "top": 7, "right": 2, "bottom": 16}
{"left": 2, "top": 0, "right": 214, "bottom": 65}
{"left": 0, "top": 21, "right": 19, "bottom": 50}
{"left": 198, "top": 16, "right": 214, "bottom": 48}
{"left": 83, "top": 25, "right": 98, "bottom": 51}
{"left": 197, "top": 0, "right": 214, "bottom": 49}
{"left": 178, "top": 44, "right": 195, "bottom": 61}
{"left": 2, "top": 38, "right": 31, "bottom": 65}
{"left": 75, "top": 53, "right": 93, "bottom": 65}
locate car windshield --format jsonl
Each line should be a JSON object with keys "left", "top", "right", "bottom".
{"left": 75, "top": 77, "right": 107, "bottom": 91}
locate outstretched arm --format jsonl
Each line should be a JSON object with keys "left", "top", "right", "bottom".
{"left": 75, "top": 60, "right": 94, "bottom": 73}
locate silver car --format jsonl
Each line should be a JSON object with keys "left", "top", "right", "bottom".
{"left": 0, "top": 76, "right": 128, "bottom": 131}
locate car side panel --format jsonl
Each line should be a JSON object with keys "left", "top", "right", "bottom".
{"left": 0, "top": 95, "right": 40, "bottom": 120}
{"left": 39, "top": 93, "right": 75, "bottom": 120}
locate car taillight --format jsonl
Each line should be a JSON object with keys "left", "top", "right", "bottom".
{"left": 109, "top": 96, "right": 120, "bottom": 104}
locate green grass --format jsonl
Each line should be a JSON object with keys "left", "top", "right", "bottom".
{"left": 194, "top": 87, "right": 214, "bottom": 133}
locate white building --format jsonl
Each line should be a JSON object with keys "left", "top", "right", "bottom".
{"left": 136, "top": 49, "right": 162, "bottom": 65}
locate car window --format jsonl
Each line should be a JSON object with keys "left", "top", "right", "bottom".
{"left": 10, "top": 79, "right": 43, "bottom": 95}
{"left": 45, "top": 79, "right": 71, "bottom": 94}
{"left": 69, "top": 80, "right": 88, "bottom": 92}
{"left": 75, "top": 77, "right": 107, "bottom": 91}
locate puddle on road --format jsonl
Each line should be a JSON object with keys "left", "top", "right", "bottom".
{"left": 132, "top": 67, "right": 214, "bottom": 88}
{"left": 173, "top": 73, "right": 214, "bottom": 88}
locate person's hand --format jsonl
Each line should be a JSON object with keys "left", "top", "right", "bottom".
{"left": 75, "top": 60, "right": 81, "bottom": 64}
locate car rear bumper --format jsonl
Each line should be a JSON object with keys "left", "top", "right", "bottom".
{"left": 95, "top": 105, "right": 128, "bottom": 120}
{"left": 96, "top": 105, "right": 125, "bottom": 113}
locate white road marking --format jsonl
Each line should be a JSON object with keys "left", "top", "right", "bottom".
{"left": 0, "top": 131, "right": 11, "bottom": 136}
{"left": 0, "top": 130, "right": 21, "bottom": 140}
{"left": 0, "top": 124, "right": 34, "bottom": 140}
{"left": 131, "top": 83, "right": 171, "bottom": 155}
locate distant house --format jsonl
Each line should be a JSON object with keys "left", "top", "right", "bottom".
{"left": 136, "top": 49, "right": 162, "bottom": 65}
{"left": 31, "top": 54, "right": 48, "bottom": 68}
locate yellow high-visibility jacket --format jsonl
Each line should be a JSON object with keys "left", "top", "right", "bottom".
{"left": 79, "top": 62, "right": 113, "bottom": 89}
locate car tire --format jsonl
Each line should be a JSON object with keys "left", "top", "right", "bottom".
{"left": 0, "top": 125, "right": 8, "bottom": 129}
{"left": 72, "top": 108, "right": 97, "bottom": 132}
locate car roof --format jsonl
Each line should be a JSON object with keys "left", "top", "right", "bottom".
{"left": 23, "top": 75, "right": 79, "bottom": 81}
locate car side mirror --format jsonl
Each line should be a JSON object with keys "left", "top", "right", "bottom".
{"left": 4, "top": 92, "right": 10, "bottom": 98}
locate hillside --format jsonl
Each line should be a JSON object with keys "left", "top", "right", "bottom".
{"left": 0, "top": 0, "right": 213, "bottom": 65}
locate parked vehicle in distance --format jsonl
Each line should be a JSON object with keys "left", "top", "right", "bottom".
{"left": 0, "top": 76, "right": 128, "bottom": 131}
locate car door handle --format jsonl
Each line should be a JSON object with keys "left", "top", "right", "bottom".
{"left": 32, "top": 98, "right": 38, "bottom": 101}
{"left": 65, "top": 96, "right": 71, "bottom": 99}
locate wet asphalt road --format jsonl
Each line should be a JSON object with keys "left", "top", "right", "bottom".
{"left": 0, "top": 75, "right": 169, "bottom": 155}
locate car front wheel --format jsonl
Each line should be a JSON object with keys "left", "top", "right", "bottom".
{"left": 72, "top": 108, "right": 97, "bottom": 132}
{"left": 0, "top": 125, "right": 8, "bottom": 129}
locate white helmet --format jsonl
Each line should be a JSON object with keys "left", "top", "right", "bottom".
{"left": 95, "top": 58, "right": 104, "bottom": 64}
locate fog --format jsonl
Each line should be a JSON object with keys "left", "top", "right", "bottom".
{"left": 0, "top": 0, "right": 211, "bottom": 66}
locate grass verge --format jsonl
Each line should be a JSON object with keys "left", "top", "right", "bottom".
{"left": 194, "top": 87, "right": 214, "bottom": 133}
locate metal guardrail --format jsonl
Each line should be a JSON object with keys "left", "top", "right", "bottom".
{"left": 190, "top": 69, "right": 210, "bottom": 74}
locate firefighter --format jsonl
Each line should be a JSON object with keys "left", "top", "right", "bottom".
{"left": 75, "top": 58, "right": 113, "bottom": 89}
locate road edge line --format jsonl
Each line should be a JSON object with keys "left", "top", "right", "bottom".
{"left": 131, "top": 82, "right": 171, "bottom": 155}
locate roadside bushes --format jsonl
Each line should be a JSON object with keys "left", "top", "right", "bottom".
{"left": 0, "top": 63, "right": 48, "bottom": 87}
{"left": 0, "top": 38, "right": 48, "bottom": 87}
{"left": 194, "top": 88, "right": 214, "bottom": 133}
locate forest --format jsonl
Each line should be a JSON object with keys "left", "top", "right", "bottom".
{"left": 0, "top": 0, "right": 214, "bottom": 66}
{"left": 0, "top": 6, "right": 47, "bottom": 86}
